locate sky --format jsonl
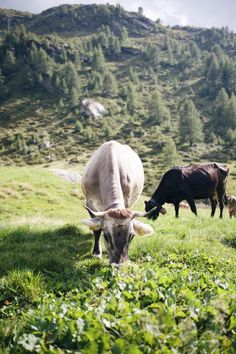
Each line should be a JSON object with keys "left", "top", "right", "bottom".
{"left": 0, "top": 0, "right": 235, "bottom": 32}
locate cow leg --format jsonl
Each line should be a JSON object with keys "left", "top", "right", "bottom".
{"left": 217, "top": 190, "right": 224, "bottom": 218}
{"left": 86, "top": 203, "right": 102, "bottom": 257}
{"left": 174, "top": 202, "right": 179, "bottom": 218}
{"left": 186, "top": 197, "right": 197, "bottom": 216}
{"left": 219, "top": 199, "right": 224, "bottom": 218}
{"left": 92, "top": 229, "right": 102, "bottom": 257}
{"left": 210, "top": 196, "right": 217, "bottom": 217}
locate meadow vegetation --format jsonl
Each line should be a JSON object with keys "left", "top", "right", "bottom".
{"left": 0, "top": 167, "right": 235, "bottom": 352}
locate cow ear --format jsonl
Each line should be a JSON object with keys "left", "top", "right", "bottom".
{"left": 82, "top": 218, "right": 102, "bottom": 230}
{"left": 133, "top": 220, "right": 153, "bottom": 236}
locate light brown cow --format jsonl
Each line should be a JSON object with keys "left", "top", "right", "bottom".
{"left": 226, "top": 196, "right": 236, "bottom": 218}
{"left": 81, "top": 140, "right": 154, "bottom": 266}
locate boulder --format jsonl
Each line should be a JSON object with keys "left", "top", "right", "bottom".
{"left": 80, "top": 99, "right": 106, "bottom": 119}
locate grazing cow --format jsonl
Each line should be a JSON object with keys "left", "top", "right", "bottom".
{"left": 226, "top": 196, "right": 236, "bottom": 218}
{"left": 145, "top": 163, "right": 229, "bottom": 219}
{"left": 82, "top": 140, "right": 154, "bottom": 266}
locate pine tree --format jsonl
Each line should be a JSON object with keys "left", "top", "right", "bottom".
{"left": 0, "top": 69, "right": 8, "bottom": 98}
{"left": 89, "top": 71, "right": 103, "bottom": 91}
{"left": 64, "top": 62, "right": 79, "bottom": 94}
{"left": 102, "top": 70, "right": 118, "bottom": 97}
{"left": 126, "top": 82, "right": 136, "bottom": 113}
{"left": 213, "top": 87, "right": 230, "bottom": 134}
{"left": 162, "top": 137, "right": 179, "bottom": 168}
{"left": 227, "top": 93, "right": 236, "bottom": 130}
{"left": 30, "top": 43, "right": 39, "bottom": 66}
{"left": 92, "top": 45, "right": 106, "bottom": 72}
{"left": 70, "top": 86, "right": 79, "bottom": 105}
{"left": 109, "top": 35, "right": 121, "bottom": 57}
{"left": 128, "top": 67, "right": 139, "bottom": 84}
{"left": 206, "top": 54, "right": 221, "bottom": 97}
{"left": 120, "top": 27, "right": 128, "bottom": 45}
{"left": 179, "top": 99, "right": 203, "bottom": 146}
{"left": 37, "top": 48, "right": 53, "bottom": 76}
{"left": 148, "top": 88, "right": 170, "bottom": 124}
{"left": 146, "top": 44, "right": 160, "bottom": 68}
{"left": 3, "top": 49, "right": 16, "bottom": 74}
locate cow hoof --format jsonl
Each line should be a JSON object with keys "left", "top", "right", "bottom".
{"left": 93, "top": 253, "right": 102, "bottom": 259}
{"left": 111, "top": 263, "right": 120, "bottom": 268}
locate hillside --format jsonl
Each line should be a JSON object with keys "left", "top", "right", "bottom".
{"left": 0, "top": 3, "right": 236, "bottom": 194}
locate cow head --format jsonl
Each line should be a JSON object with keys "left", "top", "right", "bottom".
{"left": 144, "top": 199, "right": 166, "bottom": 220}
{"left": 82, "top": 207, "right": 154, "bottom": 266}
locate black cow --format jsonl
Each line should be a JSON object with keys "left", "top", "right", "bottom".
{"left": 145, "top": 163, "right": 229, "bottom": 219}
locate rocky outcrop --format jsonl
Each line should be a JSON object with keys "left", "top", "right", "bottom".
{"left": 80, "top": 99, "right": 106, "bottom": 119}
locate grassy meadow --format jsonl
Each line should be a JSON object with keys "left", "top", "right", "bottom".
{"left": 0, "top": 167, "right": 236, "bottom": 353}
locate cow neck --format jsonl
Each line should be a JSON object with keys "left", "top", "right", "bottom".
{"left": 151, "top": 189, "right": 166, "bottom": 207}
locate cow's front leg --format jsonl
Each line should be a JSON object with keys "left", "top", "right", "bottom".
{"left": 174, "top": 202, "right": 180, "bottom": 218}
{"left": 92, "top": 229, "right": 102, "bottom": 258}
{"left": 219, "top": 199, "right": 224, "bottom": 218}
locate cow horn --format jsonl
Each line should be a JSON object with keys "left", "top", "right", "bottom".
{"left": 132, "top": 207, "right": 157, "bottom": 218}
{"left": 133, "top": 206, "right": 166, "bottom": 218}
{"left": 84, "top": 205, "right": 106, "bottom": 218}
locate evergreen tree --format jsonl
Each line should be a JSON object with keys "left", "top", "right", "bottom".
{"left": 0, "top": 69, "right": 8, "bottom": 98}
{"left": 138, "top": 7, "right": 144, "bottom": 16}
{"left": 162, "top": 137, "right": 179, "bottom": 168}
{"left": 70, "top": 86, "right": 79, "bottom": 105}
{"left": 30, "top": 43, "right": 39, "bottom": 66}
{"left": 92, "top": 45, "right": 106, "bottom": 72}
{"left": 64, "top": 62, "right": 79, "bottom": 94}
{"left": 102, "top": 70, "right": 118, "bottom": 97}
{"left": 179, "top": 99, "right": 203, "bottom": 146}
{"left": 89, "top": 71, "right": 103, "bottom": 91}
{"left": 213, "top": 87, "right": 230, "bottom": 133}
{"left": 75, "top": 121, "right": 83, "bottom": 133}
{"left": 126, "top": 82, "right": 136, "bottom": 113}
{"left": 3, "top": 49, "right": 16, "bottom": 74}
{"left": 120, "top": 27, "right": 128, "bottom": 45}
{"left": 189, "top": 41, "right": 201, "bottom": 60}
{"left": 146, "top": 44, "right": 160, "bottom": 68}
{"left": 227, "top": 93, "right": 236, "bottom": 130}
{"left": 60, "top": 47, "right": 67, "bottom": 63}
{"left": 128, "top": 67, "right": 139, "bottom": 84}
{"left": 97, "top": 31, "right": 109, "bottom": 49}
{"left": 148, "top": 88, "right": 170, "bottom": 124}
{"left": 109, "top": 35, "right": 121, "bottom": 57}
{"left": 206, "top": 54, "right": 221, "bottom": 97}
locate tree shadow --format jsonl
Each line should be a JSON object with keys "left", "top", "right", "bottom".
{"left": 0, "top": 224, "right": 106, "bottom": 292}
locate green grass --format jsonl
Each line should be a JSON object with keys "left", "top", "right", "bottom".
{"left": 0, "top": 167, "right": 236, "bottom": 353}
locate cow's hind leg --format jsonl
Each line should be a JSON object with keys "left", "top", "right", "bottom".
{"left": 217, "top": 189, "right": 225, "bottom": 218}
{"left": 210, "top": 196, "right": 218, "bottom": 217}
{"left": 186, "top": 197, "right": 197, "bottom": 216}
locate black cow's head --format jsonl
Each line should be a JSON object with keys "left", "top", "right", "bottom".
{"left": 144, "top": 199, "right": 166, "bottom": 220}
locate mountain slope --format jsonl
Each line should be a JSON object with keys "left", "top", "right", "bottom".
{"left": 0, "top": 4, "right": 236, "bottom": 194}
